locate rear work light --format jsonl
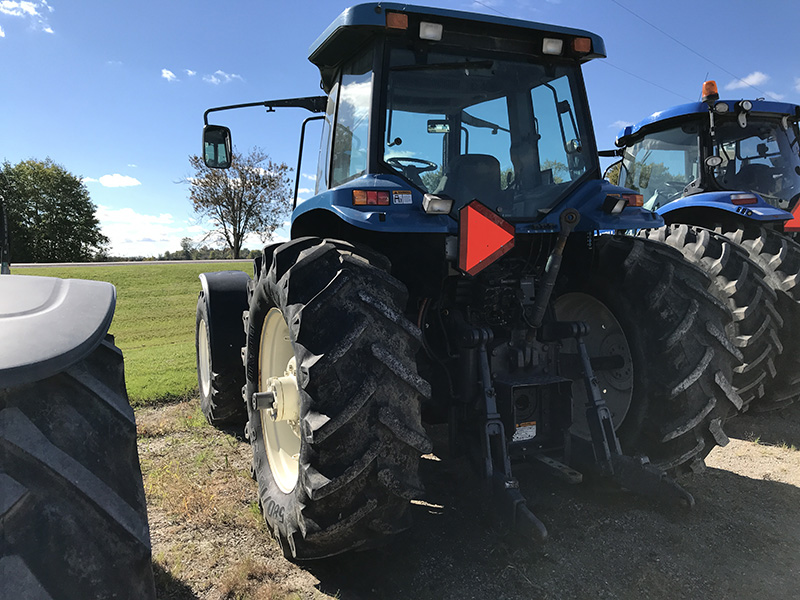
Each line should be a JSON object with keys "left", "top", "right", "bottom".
{"left": 419, "top": 21, "right": 443, "bottom": 41}
{"left": 542, "top": 38, "right": 563, "bottom": 55}
{"left": 352, "top": 190, "right": 390, "bottom": 206}
{"left": 730, "top": 193, "right": 758, "bottom": 205}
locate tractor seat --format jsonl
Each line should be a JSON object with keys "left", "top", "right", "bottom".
{"left": 436, "top": 154, "right": 502, "bottom": 210}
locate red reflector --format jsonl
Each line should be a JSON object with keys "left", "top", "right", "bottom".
{"left": 377, "top": 191, "right": 390, "bottom": 206}
{"left": 366, "top": 191, "right": 378, "bottom": 205}
{"left": 386, "top": 11, "right": 408, "bottom": 29}
{"left": 731, "top": 193, "right": 758, "bottom": 205}
{"left": 573, "top": 37, "right": 592, "bottom": 53}
{"left": 784, "top": 201, "right": 800, "bottom": 231}
{"left": 458, "top": 200, "right": 515, "bottom": 276}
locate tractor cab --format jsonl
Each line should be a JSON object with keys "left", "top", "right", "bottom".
{"left": 310, "top": 5, "right": 602, "bottom": 221}
{"left": 611, "top": 81, "right": 800, "bottom": 228}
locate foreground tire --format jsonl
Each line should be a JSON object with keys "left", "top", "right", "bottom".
{"left": 243, "top": 237, "right": 431, "bottom": 560}
{"left": 642, "top": 225, "right": 781, "bottom": 412}
{"left": 0, "top": 337, "right": 155, "bottom": 600}
{"left": 719, "top": 226, "right": 800, "bottom": 408}
{"left": 558, "top": 236, "right": 742, "bottom": 476}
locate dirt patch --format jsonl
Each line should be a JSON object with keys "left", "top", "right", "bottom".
{"left": 137, "top": 401, "right": 800, "bottom": 599}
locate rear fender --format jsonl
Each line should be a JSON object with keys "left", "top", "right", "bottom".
{"left": 198, "top": 270, "right": 252, "bottom": 343}
{"left": 658, "top": 191, "right": 792, "bottom": 227}
{"left": 0, "top": 275, "right": 116, "bottom": 388}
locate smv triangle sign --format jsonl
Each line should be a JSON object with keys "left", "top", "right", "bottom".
{"left": 458, "top": 200, "right": 515, "bottom": 275}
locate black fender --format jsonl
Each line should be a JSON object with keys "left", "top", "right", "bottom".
{"left": 198, "top": 270, "right": 252, "bottom": 341}
{"left": 0, "top": 275, "right": 116, "bottom": 388}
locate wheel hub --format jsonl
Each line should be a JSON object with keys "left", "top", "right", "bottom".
{"left": 258, "top": 308, "right": 301, "bottom": 493}
{"left": 197, "top": 317, "right": 211, "bottom": 398}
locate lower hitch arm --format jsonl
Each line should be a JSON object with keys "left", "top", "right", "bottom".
{"left": 465, "top": 326, "right": 548, "bottom": 541}
{"left": 568, "top": 321, "right": 695, "bottom": 508}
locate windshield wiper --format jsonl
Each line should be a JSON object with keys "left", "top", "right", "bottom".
{"left": 462, "top": 111, "right": 510, "bottom": 134}
{"left": 391, "top": 60, "right": 494, "bottom": 72}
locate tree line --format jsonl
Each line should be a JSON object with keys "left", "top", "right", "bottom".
{"left": 1, "top": 147, "right": 291, "bottom": 263}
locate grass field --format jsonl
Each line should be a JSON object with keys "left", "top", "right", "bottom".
{"left": 14, "top": 262, "right": 253, "bottom": 405}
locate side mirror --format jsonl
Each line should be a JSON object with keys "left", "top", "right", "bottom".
{"left": 203, "top": 125, "right": 232, "bottom": 169}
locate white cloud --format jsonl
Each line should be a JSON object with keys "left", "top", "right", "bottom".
{"left": 96, "top": 206, "right": 186, "bottom": 257}
{"left": 765, "top": 91, "right": 786, "bottom": 101}
{"left": 161, "top": 68, "right": 177, "bottom": 82}
{"left": 185, "top": 69, "right": 196, "bottom": 77}
{"left": 97, "top": 174, "right": 141, "bottom": 188}
{"left": 297, "top": 187, "right": 313, "bottom": 196}
{"left": 725, "top": 71, "right": 769, "bottom": 90}
{"left": 127, "top": 163, "right": 137, "bottom": 168}
{"left": 301, "top": 173, "right": 317, "bottom": 181}
{"left": 610, "top": 120, "right": 633, "bottom": 130}
{"left": 203, "top": 70, "right": 244, "bottom": 85}
{"left": 795, "top": 78, "right": 800, "bottom": 94}
{"left": 0, "top": 1, "right": 53, "bottom": 35}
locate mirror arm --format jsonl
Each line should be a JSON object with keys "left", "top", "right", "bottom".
{"left": 203, "top": 96, "right": 328, "bottom": 124}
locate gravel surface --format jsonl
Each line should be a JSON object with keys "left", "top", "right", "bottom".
{"left": 138, "top": 401, "right": 800, "bottom": 600}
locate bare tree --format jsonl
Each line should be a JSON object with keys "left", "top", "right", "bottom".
{"left": 187, "top": 146, "right": 292, "bottom": 258}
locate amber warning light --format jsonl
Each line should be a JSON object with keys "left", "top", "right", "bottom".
{"left": 458, "top": 201, "right": 515, "bottom": 275}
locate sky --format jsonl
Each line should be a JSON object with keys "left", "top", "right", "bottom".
{"left": 2, "top": 0, "right": 799, "bottom": 257}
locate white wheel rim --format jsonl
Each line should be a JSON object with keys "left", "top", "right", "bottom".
{"left": 554, "top": 292, "right": 633, "bottom": 440}
{"left": 259, "top": 308, "right": 301, "bottom": 493}
{"left": 198, "top": 317, "right": 212, "bottom": 398}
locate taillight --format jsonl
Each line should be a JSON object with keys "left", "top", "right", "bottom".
{"left": 730, "top": 193, "right": 758, "bottom": 205}
{"left": 352, "top": 190, "right": 390, "bottom": 206}
{"left": 603, "top": 193, "right": 643, "bottom": 214}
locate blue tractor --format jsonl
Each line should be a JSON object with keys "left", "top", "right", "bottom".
{"left": 196, "top": 4, "right": 742, "bottom": 559}
{"left": 607, "top": 81, "right": 800, "bottom": 411}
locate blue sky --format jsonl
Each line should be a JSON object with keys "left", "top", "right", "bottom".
{"left": 2, "top": 0, "right": 798, "bottom": 257}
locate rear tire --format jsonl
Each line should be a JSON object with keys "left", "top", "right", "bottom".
{"left": 559, "top": 236, "right": 742, "bottom": 476}
{"left": 642, "top": 224, "right": 781, "bottom": 412}
{"left": 719, "top": 226, "right": 800, "bottom": 409}
{"left": 0, "top": 337, "right": 155, "bottom": 599}
{"left": 244, "top": 238, "right": 431, "bottom": 560}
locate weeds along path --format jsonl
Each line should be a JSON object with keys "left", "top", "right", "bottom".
{"left": 137, "top": 401, "right": 800, "bottom": 600}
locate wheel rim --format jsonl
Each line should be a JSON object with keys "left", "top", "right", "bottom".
{"left": 198, "top": 317, "right": 212, "bottom": 398}
{"left": 259, "top": 308, "right": 301, "bottom": 493}
{"left": 553, "top": 292, "right": 633, "bottom": 440}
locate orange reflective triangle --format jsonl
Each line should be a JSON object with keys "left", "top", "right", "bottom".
{"left": 784, "top": 201, "right": 800, "bottom": 232}
{"left": 458, "top": 200, "right": 515, "bottom": 275}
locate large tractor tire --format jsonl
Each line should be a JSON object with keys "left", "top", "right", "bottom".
{"left": 557, "top": 236, "right": 742, "bottom": 477}
{"left": 0, "top": 337, "right": 156, "bottom": 600}
{"left": 642, "top": 224, "right": 781, "bottom": 412}
{"left": 196, "top": 276, "right": 250, "bottom": 426}
{"left": 243, "top": 237, "right": 431, "bottom": 560}
{"left": 719, "top": 226, "right": 800, "bottom": 409}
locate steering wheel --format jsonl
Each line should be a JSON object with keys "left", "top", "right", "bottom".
{"left": 658, "top": 180, "right": 686, "bottom": 201}
{"left": 386, "top": 157, "right": 438, "bottom": 173}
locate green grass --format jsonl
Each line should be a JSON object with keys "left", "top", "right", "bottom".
{"left": 13, "top": 262, "right": 252, "bottom": 405}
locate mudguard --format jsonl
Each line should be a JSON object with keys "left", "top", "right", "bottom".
{"left": 0, "top": 275, "right": 116, "bottom": 388}
{"left": 198, "top": 270, "right": 251, "bottom": 341}
{"left": 658, "top": 191, "right": 792, "bottom": 224}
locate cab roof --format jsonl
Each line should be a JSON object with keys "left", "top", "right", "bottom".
{"left": 616, "top": 99, "right": 800, "bottom": 147}
{"left": 309, "top": 2, "right": 606, "bottom": 92}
